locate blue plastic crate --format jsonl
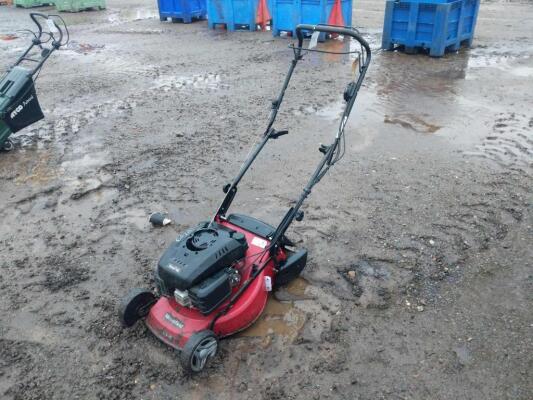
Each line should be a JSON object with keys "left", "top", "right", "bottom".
{"left": 158, "top": 0, "right": 207, "bottom": 23}
{"left": 271, "top": 0, "right": 353, "bottom": 37}
{"left": 382, "top": 0, "right": 480, "bottom": 57}
{"left": 207, "top": 0, "right": 264, "bottom": 31}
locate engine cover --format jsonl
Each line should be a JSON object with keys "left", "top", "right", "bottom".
{"left": 157, "top": 222, "right": 248, "bottom": 292}
{"left": 188, "top": 268, "right": 232, "bottom": 315}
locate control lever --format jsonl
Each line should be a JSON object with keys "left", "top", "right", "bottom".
{"left": 319, "top": 144, "right": 330, "bottom": 155}
{"left": 268, "top": 129, "right": 289, "bottom": 139}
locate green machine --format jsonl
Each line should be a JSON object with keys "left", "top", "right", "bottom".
{"left": 54, "top": 0, "right": 106, "bottom": 12}
{"left": 0, "top": 13, "right": 68, "bottom": 152}
{"left": 13, "top": 0, "right": 54, "bottom": 8}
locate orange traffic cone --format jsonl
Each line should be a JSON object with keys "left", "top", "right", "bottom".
{"left": 256, "top": 0, "right": 271, "bottom": 31}
{"left": 327, "top": 0, "right": 345, "bottom": 27}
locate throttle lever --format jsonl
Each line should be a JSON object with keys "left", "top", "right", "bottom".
{"left": 268, "top": 129, "right": 289, "bottom": 139}
{"left": 319, "top": 144, "right": 330, "bottom": 154}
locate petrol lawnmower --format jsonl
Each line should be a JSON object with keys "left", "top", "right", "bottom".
{"left": 0, "top": 13, "right": 68, "bottom": 152}
{"left": 119, "top": 24, "right": 371, "bottom": 373}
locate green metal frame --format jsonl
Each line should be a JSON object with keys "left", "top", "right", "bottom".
{"left": 14, "top": 0, "right": 53, "bottom": 8}
{"left": 54, "top": 0, "right": 106, "bottom": 12}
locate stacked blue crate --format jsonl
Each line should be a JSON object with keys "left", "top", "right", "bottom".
{"left": 271, "top": 0, "right": 353, "bottom": 38}
{"left": 207, "top": 0, "right": 262, "bottom": 31}
{"left": 381, "top": 0, "right": 480, "bottom": 57}
{"left": 158, "top": 0, "right": 207, "bottom": 23}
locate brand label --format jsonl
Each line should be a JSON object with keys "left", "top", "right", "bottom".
{"left": 167, "top": 263, "right": 181, "bottom": 274}
{"left": 10, "top": 95, "right": 34, "bottom": 120}
{"left": 164, "top": 312, "right": 185, "bottom": 329}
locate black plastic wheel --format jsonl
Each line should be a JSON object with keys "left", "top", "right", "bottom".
{"left": 2, "top": 139, "right": 14, "bottom": 152}
{"left": 180, "top": 330, "right": 218, "bottom": 373}
{"left": 119, "top": 288, "right": 156, "bottom": 327}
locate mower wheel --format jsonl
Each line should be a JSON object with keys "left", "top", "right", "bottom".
{"left": 180, "top": 330, "right": 218, "bottom": 373}
{"left": 119, "top": 288, "right": 156, "bottom": 327}
{"left": 2, "top": 139, "right": 14, "bottom": 152}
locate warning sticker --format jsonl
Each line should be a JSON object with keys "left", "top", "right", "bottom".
{"left": 251, "top": 236, "right": 268, "bottom": 249}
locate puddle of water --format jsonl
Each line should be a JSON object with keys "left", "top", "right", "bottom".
{"left": 15, "top": 94, "right": 139, "bottom": 149}
{"left": 237, "top": 277, "right": 309, "bottom": 341}
{"left": 466, "top": 44, "right": 533, "bottom": 77}
{"left": 59, "top": 141, "right": 115, "bottom": 204}
{"left": 106, "top": 208, "right": 149, "bottom": 231}
{"left": 2, "top": 140, "right": 112, "bottom": 214}
{"left": 315, "top": 101, "right": 344, "bottom": 121}
{"left": 275, "top": 276, "right": 310, "bottom": 300}
{"left": 154, "top": 73, "right": 228, "bottom": 91}
{"left": 11, "top": 149, "right": 58, "bottom": 185}
{"left": 290, "top": 89, "right": 382, "bottom": 153}
{"left": 61, "top": 152, "right": 107, "bottom": 176}
{"left": 293, "top": 101, "right": 344, "bottom": 120}
{"left": 509, "top": 66, "right": 533, "bottom": 77}
{"left": 369, "top": 51, "right": 472, "bottom": 140}
{"left": 308, "top": 32, "right": 379, "bottom": 65}
{"left": 66, "top": 40, "right": 105, "bottom": 54}
{"left": 132, "top": 8, "right": 159, "bottom": 20}
{"left": 318, "top": 37, "right": 352, "bottom": 64}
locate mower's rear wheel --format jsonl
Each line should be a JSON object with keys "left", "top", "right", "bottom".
{"left": 180, "top": 330, "right": 218, "bottom": 374}
{"left": 119, "top": 288, "right": 156, "bottom": 327}
{"left": 2, "top": 139, "right": 14, "bottom": 152}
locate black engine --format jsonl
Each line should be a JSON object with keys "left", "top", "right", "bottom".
{"left": 156, "top": 222, "right": 248, "bottom": 315}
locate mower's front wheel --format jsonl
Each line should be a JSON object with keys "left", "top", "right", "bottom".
{"left": 119, "top": 288, "right": 156, "bottom": 327}
{"left": 180, "top": 330, "right": 218, "bottom": 374}
{"left": 2, "top": 139, "right": 14, "bottom": 152}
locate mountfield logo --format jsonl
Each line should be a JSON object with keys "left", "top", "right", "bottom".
{"left": 164, "top": 312, "right": 185, "bottom": 329}
{"left": 9, "top": 95, "right": 34, "bottom": 120}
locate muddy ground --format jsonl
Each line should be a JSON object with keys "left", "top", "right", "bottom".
{"left": 0, "top": 0, "right": 532, "bottom": 399}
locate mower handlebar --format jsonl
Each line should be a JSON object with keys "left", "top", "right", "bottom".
{"left": 295, "top": 24, "right": 371, "bottom": 61}
{"left": 29, "top": 12, "right": 65, "bottom": 46}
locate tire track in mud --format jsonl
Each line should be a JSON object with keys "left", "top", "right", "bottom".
{"left": 325, "top": 102, "right": 532, "bottom": 312}
{"left": 332, "top": 161, "right": 530, "bottom": 312}
{"left": 461, "top": 112, "right": 533, "bottom": 170}
{"left": 12, "top": 73, "right": 228, "bottom": 149}
{"left": 0, "top": 339, "right": 50, "bottom": 400}
{"left": 315, "top": 161, "right": 532, "bottom": 400}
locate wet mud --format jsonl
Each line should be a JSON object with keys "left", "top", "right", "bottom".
{"left": 0, "top": 0, "right": 532, "bottom": 399}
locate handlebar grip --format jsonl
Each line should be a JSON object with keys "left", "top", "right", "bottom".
{"left": 295, "top": 24, "right": 371, "bottom": 58}
{"left": 29, "top": 12, "right": 47, "bottom": 40}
